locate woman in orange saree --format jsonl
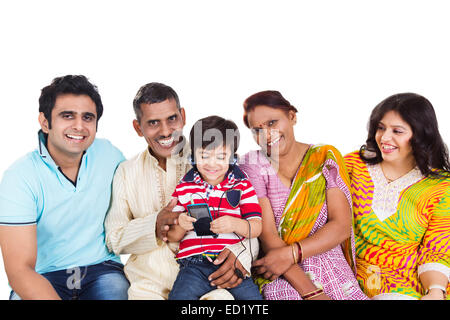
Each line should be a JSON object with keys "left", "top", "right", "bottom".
{"left": 239, "top": 90, "right": 368, "bottom": 300}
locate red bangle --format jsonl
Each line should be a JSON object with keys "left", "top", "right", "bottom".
{"left": 302, "top": 288, "right": 324, "bottom": 300}
{"left": 291, "top": 243, "right": 299, "bottom": 264}
{"left": 297, "top": 241, "right": 303, "bottom": 263}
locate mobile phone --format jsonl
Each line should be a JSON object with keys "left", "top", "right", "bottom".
{"left": 187, "top": 203, "right": 217, "bottom": 237}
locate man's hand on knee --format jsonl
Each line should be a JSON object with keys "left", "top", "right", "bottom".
{"left": 208, "top": 249, "right": 245, "bottom": 289}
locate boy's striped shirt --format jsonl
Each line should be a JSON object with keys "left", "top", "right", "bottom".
{"left": 172, "top": 165, "right": 262, "bottom": 259}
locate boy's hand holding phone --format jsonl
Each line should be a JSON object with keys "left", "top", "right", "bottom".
{"left": 178, "top": 212, "right": 197, "bottom": 231}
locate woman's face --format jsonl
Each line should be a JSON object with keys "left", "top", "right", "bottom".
{"left": 246, "top": 105, "right": 297, "bottom": 158}
{"left": 375, "top": 110, "right": 415, "bottom": 167}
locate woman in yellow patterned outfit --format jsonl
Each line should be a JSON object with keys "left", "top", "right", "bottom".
{"left": 344, "top": 93, "right": 450, "bottom": 300}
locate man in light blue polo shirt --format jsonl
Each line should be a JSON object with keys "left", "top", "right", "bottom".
{"left": 0, "top": 75, "right": 129, "bottom": 299}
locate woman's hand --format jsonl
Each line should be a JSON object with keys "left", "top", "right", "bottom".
{"left": 252, "top": 245, "right": 294, "bottom": 281}
{"left": 419, "top": 271, "right": 448, "bottom": 300}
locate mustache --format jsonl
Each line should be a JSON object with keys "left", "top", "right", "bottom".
{"left": 157, "top": 130, "right": 183, "bottom": 141}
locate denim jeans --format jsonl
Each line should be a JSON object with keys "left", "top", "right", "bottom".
{"left": 168, "top": 255, "right": 262, "bottom": 300}
{"left": 10, "top": 260, "right": 129, "bottom": 300}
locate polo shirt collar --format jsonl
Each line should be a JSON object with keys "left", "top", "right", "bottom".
{"left": 37, "top": 130, "right": 58, "bottom": 169}
{"left": 37, "top": 129, "right": 87, "bottom": 163}
{"left": 38, "top": 130, "right": 50, "bottom": 159}
{"left": 36, "top": 130, "right": 86, "bottom": 188}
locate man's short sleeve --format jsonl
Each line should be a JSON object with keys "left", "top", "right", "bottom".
{"left": 0, "top": 168, "right": 38, "bottom": 225}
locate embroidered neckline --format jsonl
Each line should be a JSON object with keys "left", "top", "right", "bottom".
{"left": 145, "top": 149, "right": 186, "bottom": 207}
{"left": 367, "top": 163, "right": 423, "bottom": 221}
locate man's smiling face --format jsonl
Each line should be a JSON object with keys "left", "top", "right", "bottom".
{"left": 133, "top": 98, "right": 186, "bottom": 168}
{"left": 40, "top": 93, "right": 97, "bottom": 163}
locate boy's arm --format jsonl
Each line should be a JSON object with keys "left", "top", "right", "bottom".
{"left": 209, "top": 216, "right": 261, "bottom": 283}
{"left": 210, "top": 180, "right": 263, "bottom": 280}
{"left": 234, "top": 217, "right": 262, "bottom": 238}
{"left": 210, "top": 216, "right": 261, "bottom": 238}
{"left": 236, "top": 180, "right": 263, "bottom": 238}
{"left": 0, "top": 225, "right": 60, "bottom": 299}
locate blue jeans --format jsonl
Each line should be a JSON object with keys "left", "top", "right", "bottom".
{"left": 10, "top": 260, "right": 129, "bottom": 300}
{"left": 168, "top": 255, "right": 262, "bottom": 300}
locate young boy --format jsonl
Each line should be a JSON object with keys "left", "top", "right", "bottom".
{"left": 167, "top": 116, "right": 263, "bottom": 300}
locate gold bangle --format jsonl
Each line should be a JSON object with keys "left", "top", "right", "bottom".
{"left": 291, "top": 243, "right": 298, "bottom": 264}
{"left": 302, "top": 288, "right": 324, "bottom": 300}
{"left": 305, "top": 291, "right": 325, "bottom": 300}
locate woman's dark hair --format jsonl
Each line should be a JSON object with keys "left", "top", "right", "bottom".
{"left": 39, "top": 75, "right": 103, "bottom": 128}
{"left": 360, "top": 92, "right": 450, "bottom": 178}
{"left": 189, "top": 115, "right": 240, "bottom": 163}
{"left": 243, "top": 90, "right": 298, "bottom": 127}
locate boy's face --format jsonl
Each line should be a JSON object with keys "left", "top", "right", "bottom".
{"left": 195, "top": 145, "right": 232, "bottom": 186}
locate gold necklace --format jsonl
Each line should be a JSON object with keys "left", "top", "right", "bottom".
{"left": 385, "top": 176, "right": 394, "bottom": 183}
{"left": 380, "top": 162, "right": 415, "bottom": 183}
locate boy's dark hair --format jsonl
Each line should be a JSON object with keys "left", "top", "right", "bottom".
{"left": 39, "top": 75, "right": 103, "bottom": 129}
{"left": 189, "top": 115, "right": 240, "bottom": 163}
{"left": 133, "top": 82, "right": 180, "bottom": 123}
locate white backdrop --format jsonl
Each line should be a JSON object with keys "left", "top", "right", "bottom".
{"left": 0, "top": 0, "right": 449, "bottom": 299}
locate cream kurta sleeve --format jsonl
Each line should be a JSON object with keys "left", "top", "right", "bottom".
{"left": 104, "top": 151, "right": 186, "bottom": 300}
{"left": 105, "top": 162, "right": 159, "bottom": 255}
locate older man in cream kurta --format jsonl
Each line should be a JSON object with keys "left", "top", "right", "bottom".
{"left": 105, "top": 82, "right": 257, "bottom": 299}
{"left": 105, "top": 147, "right": 257, "bottom": 299}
